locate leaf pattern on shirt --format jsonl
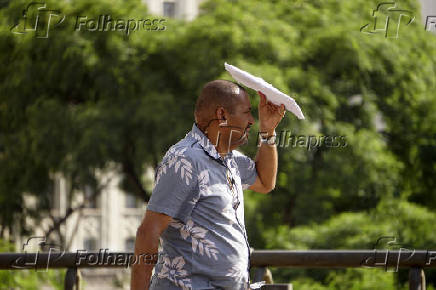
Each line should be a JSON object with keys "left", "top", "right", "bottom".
{"left": 226, "top": 257, "right": 250, "bottom": 285}
{"left": 192, "top": 132, "right": 205, "bottom": 146}
{"left": 227, "top": 264, "right": 245, "bottom": 278}
{"left": 170, "top": 219, "right": 219, "bottom": 260}
{"left": 156, "top": 147, "right": 193, "bottom": 186}
{"left": 191, "top": 132, "right": 220, "bottom": 159}
{"left": 198, "top": 170, "right": 210, "bottom": 194}
{"left": 157, "top": 255, "right": 192, "bottom": 290}
{"left": 247, "top": 159, "right": 255, "bottom": 171}
{"left": 155, "top": 164, "right": 167, "bottom": 185}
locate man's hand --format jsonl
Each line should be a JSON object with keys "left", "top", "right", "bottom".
{"left": 248, "top": 92, "right": 286, "bottom": 194}
{"left": 258, "top": 91, "right": 285, "bottom": 134}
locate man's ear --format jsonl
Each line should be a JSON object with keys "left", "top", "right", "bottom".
{"left": 216, "top": 107, "right": 226, "bottom": 120}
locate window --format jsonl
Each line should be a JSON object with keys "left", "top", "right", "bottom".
{"left": 84, "top": 237, "right": 97, "bottom": 251}
{"left": 163, "top": 1, "right": 176, "bottom": 18}
{"left": 84, "top": 185, "right": 98, "bottom": 208}
{"left": 125, "top": 237, "right": 135, "bottom": 251}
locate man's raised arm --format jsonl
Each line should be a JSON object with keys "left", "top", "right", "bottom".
{"left": 130, "top": 210, "right": 172, "bottom": 290}
{"left": 249, "top": 92, "right": 285, "bottom": 194}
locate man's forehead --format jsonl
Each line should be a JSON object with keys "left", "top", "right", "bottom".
{"left": 234, "top": 90, "right": 251, "bottom": 108}
{"left": 239, "top": 89, "right": 250, "bottom": 103}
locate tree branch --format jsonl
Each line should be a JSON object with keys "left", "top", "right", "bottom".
{"left": 122, "top": 138, "right": 150, "bottom": 201}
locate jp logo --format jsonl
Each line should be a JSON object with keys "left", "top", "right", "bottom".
{"left": 360, "top": 2, "right": 415, "bottom": 38}
{"left": 10, "top": 2, "right": 65, "bottom": 38}
{"left": 361, "top": 236, "right": 415, "bottom": 272}
{"left": 11, "top": 236, "right": 65, "bottom": 271}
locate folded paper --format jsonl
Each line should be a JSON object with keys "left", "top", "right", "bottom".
{"left": 225, "top": 62, "right": 305, "bottom": 119}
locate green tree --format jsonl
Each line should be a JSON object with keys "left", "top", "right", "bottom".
{"left": 0, "top": 240, "right": 64, "bottom": 289}
{"left": 1, "top": 0, "right": 435, "bottom": 287}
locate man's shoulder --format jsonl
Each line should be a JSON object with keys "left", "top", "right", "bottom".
{"left": 231, "top": 150, "right": 256, "bottom": 170}
{"left": 161, "top": 136, "right": 204, "bottom": 164}
{"left": 154, "top": 139, "right": 202, "bottom": 185}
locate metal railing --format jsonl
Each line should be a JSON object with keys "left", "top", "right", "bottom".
{"left": 0, "top": 250, "right": 435, "bottom": 289}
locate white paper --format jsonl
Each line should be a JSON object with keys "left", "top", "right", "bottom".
{"left": 250, "top": 281, "right": 266, "bottom": 289}
{"left": 224, "top": 62, "right": 305, "bottom": 119}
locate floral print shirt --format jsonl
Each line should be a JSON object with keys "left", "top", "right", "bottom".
{"left": 147, "top": 123, "right": 258, "bottom": 289}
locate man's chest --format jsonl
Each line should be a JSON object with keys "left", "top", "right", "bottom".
{"left": 194, "top": 158, "right": 244, "bottom": 223}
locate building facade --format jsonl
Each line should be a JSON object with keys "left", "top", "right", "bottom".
{"left": 420, "top": 0, "right": 436, "bottom": 33}
{"left": 144, "top": 0, "right": 205, "bottom": 21}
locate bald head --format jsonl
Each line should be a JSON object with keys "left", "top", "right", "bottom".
{"left": 194, "top": 80, "right": 247, "bottom": 128}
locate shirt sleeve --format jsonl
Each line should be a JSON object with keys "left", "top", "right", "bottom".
{"left": 147, "top": 153, "right": 198, "bottom": 223}
{"left": 233, "top": 151, "right": 258, "bottom": 190}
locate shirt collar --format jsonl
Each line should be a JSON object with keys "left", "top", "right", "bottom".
{"left": 188, "top": 123, "right": 233, "bottom": 161}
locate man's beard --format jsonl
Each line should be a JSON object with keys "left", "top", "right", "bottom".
{"left": 226, "top": 126, "right": 250, "bottom": 148}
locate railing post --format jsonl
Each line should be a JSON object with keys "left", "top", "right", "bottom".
{"left": 253, "top": 267, "right": 274, "bottom": 284}
{"left": 253, "top": 267, "right": 291, "bottom": 289}
{"left": 409, "top": 267, "right": 426, "bottom": 290}
{"left": 64, "top": 267, "right": 80, "bottom": 290}
{"left": 253, "top": 267, "right": 267, "bottom": 283}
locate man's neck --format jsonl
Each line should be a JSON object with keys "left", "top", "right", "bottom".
{"left": 197, "top": 124, "right": 231, "bottom": 159}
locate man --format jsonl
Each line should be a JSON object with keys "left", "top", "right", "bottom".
{"left": 131, "top": 80, "right": 285, "bottom": 290}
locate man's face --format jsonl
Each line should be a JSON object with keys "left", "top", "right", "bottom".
{"left": 222, "top": 90, "right": 255, "bottom": 148}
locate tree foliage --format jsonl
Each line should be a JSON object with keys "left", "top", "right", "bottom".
{"left": 0, "top": 0, "right": 435, "bottom": 287}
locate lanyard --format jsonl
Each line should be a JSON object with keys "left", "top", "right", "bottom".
{"left": 210, "top": 155, "right": 252, "bottom": 283}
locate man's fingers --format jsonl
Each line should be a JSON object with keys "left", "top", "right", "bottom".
{"left": 258, "top": 92, "right": 286, "bottom": 119}
{"left": 258, "top": 91, "right": 266, "bottom": 106}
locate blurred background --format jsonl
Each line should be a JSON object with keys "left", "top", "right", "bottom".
{"left": 0, "top": 0, "right": 435, "bottom": 289}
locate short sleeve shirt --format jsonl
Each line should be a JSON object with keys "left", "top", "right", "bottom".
{"left": 147, "top": 123, "right": 258, "bottom": 290}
